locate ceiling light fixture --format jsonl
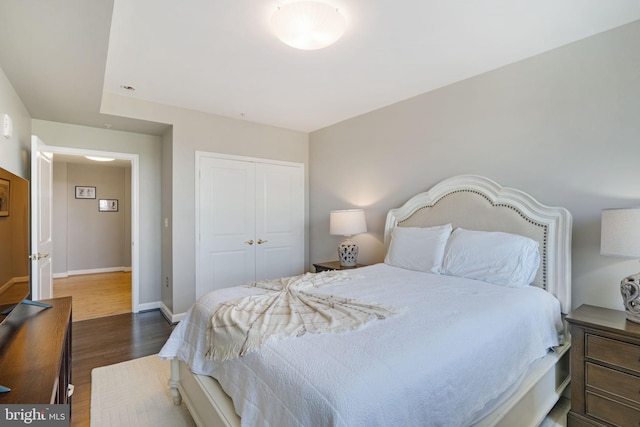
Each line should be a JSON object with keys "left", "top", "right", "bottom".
{"left": 270, "top": 1, "right": 346, "bottom": 50}
{"left": 85, "top": 156, "right": 115, "bottom": 162}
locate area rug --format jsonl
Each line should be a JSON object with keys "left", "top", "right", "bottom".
{"left": 91, "top": 355, "right": 195, "bottom": 427}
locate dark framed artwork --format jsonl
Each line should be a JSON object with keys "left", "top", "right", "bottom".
{"left": 99, "top": 199, "right": 118, "bottom": 212}
{"left": 75, "top": 186, "right": 96, "bottom": 199}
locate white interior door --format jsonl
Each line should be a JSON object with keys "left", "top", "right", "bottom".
{"left": 255, "top": 162, "right": 304, "bottom": 281}
{"left": 30, "top": 136, "right": 53, "bottom": 300}
{"left": 196, "top": 156, "right": 256, "bottom": 299}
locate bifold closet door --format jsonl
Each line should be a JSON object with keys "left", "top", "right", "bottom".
{"left": 196, "top": 155, "right": 304, "bottom": 299}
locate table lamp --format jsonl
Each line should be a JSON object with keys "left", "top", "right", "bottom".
{"left": 330, "top": 209, "right": 367, "bottom": 267}
{"left": 601, "top": 207, "right": 640, "bottom": 323}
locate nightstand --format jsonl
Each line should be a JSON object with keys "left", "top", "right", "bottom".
{"left": 566, "top": 304, "right": 640, "bottom": 426}
{"left": 313, "top": 261, "right": 364, "bottom": 272}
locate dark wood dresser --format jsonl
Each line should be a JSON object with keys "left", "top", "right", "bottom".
{"left": 0, "top": 297, "right": 72, "bottom": 405}
{"left": 566, "top": 304, "right": 640, "bottom": 426}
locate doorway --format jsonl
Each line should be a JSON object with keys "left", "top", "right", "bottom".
{"left": 37, "top": 145, "right": 140, "bottom": 321}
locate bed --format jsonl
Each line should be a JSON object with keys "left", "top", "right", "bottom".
{"left": 160, "top": 174, "right": 572, "bottom": 427}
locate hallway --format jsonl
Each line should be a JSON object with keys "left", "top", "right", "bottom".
{"left": 53, "top": 271, "right": 131, "bottom": 322}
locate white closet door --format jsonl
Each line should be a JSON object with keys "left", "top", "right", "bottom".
{"left": 255, "top": 162, "right": 304, "bottom": 281}
{"left": 197, "top": 157, "right": 256, "bottom": 298}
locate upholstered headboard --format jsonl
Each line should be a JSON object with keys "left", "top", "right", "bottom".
{"left": 384, "top": 175, "right": 572, "bottom": 313}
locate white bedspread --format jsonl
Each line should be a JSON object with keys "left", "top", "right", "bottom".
{"left": 160, "top": 263, "right": 563, "bottom": 427}
{"left": 208, "top": 271, "right": 400, "bottom": 361}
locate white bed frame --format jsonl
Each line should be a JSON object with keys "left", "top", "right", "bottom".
{"left": 169, "top": 175, "right": 573, "bottom": 427}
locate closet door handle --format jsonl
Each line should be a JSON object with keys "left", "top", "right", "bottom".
{"left": 257, "top": 239, "right": 268, "bottom": 245}
{"left": 245, "top": 240, "right": 254, "bottom": 245}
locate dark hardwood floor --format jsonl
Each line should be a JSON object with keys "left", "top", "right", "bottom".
{"left": 71, "top": 310, "right": 175, "bottom": 426}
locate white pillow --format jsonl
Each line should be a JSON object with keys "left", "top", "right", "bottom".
{"left": 384, "top": 224, "right": 452, "bottom": 273}
{"left": 441, "top": 228, "right": 540, "bottom": 288}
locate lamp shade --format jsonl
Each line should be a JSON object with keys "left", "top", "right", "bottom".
{"left": 330, "top": 209, "right": 366, "bottom": 236}
{"left": 270, "top": 1, "right": 346, "bottom": 50}
{"left": 601, "top": 208, "right": 640, "bottom": 258}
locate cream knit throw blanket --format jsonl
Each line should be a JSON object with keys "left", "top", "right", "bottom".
{"left": 206, "top": 271, "right": 400, "bottom": 361}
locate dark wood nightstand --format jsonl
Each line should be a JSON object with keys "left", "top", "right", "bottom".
{"left": 566, "top": 304, "right": 640, "bottom": 426}
{"left": 313, "top": 261, "right": 365, "bottom": 272}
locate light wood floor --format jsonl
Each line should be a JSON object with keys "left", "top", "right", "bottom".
{"left": 53, "top": 272, "right": 132, "bottom": 322}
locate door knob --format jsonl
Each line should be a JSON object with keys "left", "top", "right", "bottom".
{"left": 257, "top": 239, "right": 268, "bottom": 244}
{"left": 245, "top": 240, "right": 254, "bottom": 245}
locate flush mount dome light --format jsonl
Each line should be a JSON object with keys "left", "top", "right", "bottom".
{"left": 85, "top": 156, "right": 115, "bottom": 162}
{"left": 270, "top": 1, "right": 346, "bottom": 50}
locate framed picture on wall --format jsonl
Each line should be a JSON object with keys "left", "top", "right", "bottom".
{"left": 99, "top": 199, "right": 118, "bottom": 212}
{"left": 0, "top": 178, "right": 9, "bottom": 217}
{"left": 75, "top": 186, "right": 96, "bottom": 199}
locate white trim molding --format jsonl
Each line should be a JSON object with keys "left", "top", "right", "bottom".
{"left": 160, "top": 301, "right": 186, "bottom": 324}
{"left": 36, "top": 144, "right": 141, "bottom": 313}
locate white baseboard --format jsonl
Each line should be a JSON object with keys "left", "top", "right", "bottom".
{"left": 54, "top": 267, "right": 131, "bottom": 278}
{"left": 160, "top": 302, "right": 186, "bottom": 324}
{"left": 138, "top": 301, "right": 162, "bottom": 312}
{"left": 138, "top": 302, "right": 186, "bottom": 324}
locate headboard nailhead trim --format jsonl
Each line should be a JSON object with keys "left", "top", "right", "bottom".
{"left": 398, "top": 189, "right": 549, "bottom": 289}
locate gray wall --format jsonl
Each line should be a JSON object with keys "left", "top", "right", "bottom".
{"left": 0, "top": 66, "right": 31, "bottom": 179}
{"left": 101, "top": 94, "right": 309, "bottom": 315}
{"left": 52, "top": 162, "right": 132, "bottom": 275}
{"left": 32, "top": 119, "right": 162, "bottom": 306}
{"left": 309, "top": 21, "right": 640, "bottom": 312}
{"left": 52, "top": 164, "right": 67, "bottom": 274}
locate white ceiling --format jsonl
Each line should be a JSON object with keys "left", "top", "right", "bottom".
{"left": 2, "top": 1, "right": 640, "bottom": 135}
